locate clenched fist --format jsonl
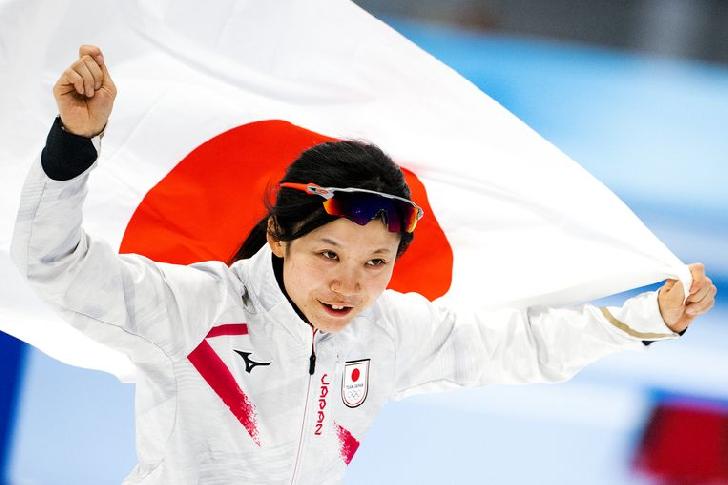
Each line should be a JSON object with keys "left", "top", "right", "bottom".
{"left": 53, "top": 44, "right": 116, "bottom": 138}
{"left": 658, "top": 263, "right": 716, "bottom": 333}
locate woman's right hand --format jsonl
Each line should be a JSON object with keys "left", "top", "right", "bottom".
{"left": 53, "top": 44, "right": 117, "bottom": 138}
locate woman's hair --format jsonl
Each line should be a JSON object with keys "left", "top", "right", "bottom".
{"left": 232, "top": 140, "right": 414, "bottom": 262}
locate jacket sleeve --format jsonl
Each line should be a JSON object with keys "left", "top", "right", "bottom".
{"left": 10, "top": 119, "right": 242, "bottom": 364}
{"left": 380, "top": 288, "right": 679, "bottom": 401}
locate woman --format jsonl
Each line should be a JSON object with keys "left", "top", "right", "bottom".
{"left": 11, "top": 45, "right": 716, "bottom": 484}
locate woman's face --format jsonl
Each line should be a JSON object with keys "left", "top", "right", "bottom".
{"left": 268, "top": 217, "right": 400, "bottom": 333}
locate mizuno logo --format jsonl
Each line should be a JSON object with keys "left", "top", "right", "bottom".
{"left": 234, "top": 350, "right": 271, "bottom": 373}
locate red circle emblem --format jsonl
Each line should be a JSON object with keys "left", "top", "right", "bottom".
{"left": 120, "top": 120, "right": 453, "bottom": 300}
{"left": 351, "top": 368, "right": 360, "bottom": 382}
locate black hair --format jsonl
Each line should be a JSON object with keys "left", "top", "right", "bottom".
{"left": 232, "top": 140, "right": 414, "bottom": 262}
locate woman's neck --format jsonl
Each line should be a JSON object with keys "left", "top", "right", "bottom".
{"left": 271, "top": 253, "right": 310, "bottom": 324}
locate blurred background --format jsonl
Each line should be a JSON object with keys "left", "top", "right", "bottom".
{"left": 2, "top": 0, "right": 727, "bottom": 483}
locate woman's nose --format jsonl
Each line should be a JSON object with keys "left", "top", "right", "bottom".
{"left": 330, "top": 265, "right": 361, "bottom": 296}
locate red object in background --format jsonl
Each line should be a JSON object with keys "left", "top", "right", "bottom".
{"left": 634, "top": 400, "right": 728, "bottom": 484}
{"left": 120, "top": 120, "right": 453, "bottom": 301}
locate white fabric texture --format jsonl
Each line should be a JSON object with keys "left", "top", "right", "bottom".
{"left": 0, "top": 0, "right": 688, "bottom": 381}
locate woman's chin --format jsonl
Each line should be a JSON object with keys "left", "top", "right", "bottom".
{"left": 312, "top": 309, "right": 358, "bottom": 333}
{"left": 313, "top": 317, "right": 354, "bottom": 333}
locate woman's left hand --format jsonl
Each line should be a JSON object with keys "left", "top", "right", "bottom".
{"left": 658, "top": 263, "right": 717, "bottom": 333}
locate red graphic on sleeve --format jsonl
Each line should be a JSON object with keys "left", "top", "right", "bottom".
{"left": 335, "top": 423, "right": 360, "bottom": 465}
{"left": 206, "top": 323, "right": 250, "bottom": 338}
{"left": 120, "top": 120, "right": 452, "bottom": 301}
{"left": 187, "top": 323, "right": 260, "bottom": 445}
{"left": 351, "top": 368, "right": 360, "bottom": 383}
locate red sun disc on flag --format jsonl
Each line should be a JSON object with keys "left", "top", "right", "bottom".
{"left": 120, "top": 120, "right": 453, "bottom": 300}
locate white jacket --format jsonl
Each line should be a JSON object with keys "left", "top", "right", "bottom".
{"left": 11, "top": 148, "right": 680, "bottom": 484}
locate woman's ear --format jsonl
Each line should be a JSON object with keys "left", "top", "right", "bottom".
{"left": 266, "top": 217, "right": 286, "bottom": 258}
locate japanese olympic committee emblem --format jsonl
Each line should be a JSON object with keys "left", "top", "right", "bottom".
{"left": 342, "top": 359, "right": 370, "bottom": 408}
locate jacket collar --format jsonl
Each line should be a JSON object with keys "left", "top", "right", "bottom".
{"left": 239, "top": 243, "right": 314, "bottom": 343}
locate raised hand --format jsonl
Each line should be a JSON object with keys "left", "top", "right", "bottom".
{"left": 52, "top": 44, "right": 117, "bottom": 138}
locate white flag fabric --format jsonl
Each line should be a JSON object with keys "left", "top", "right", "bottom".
{"left": 0, "top": 0, "right": 689, "bottom": 382}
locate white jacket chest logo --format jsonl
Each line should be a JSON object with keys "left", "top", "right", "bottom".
{"left": 234, "top": 349, "right": 271, "bottom": 373}
{"left": 342, "top": 359, "right": 370, "bottom": 408}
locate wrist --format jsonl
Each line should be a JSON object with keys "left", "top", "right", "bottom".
{"left": 59, "top": 116, "right": 106, "bottom": 139}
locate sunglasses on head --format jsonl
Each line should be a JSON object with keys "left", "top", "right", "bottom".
{"left": 279, "top": 182, "right": 424, "bottom": 234}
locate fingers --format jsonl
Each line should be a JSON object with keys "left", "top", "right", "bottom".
{"left": 661, "top": 279, "right": 685, "bottom": 306}
{"left": 686, "top": 261, "right": 714, "bottom": 302}
{"left": 687, "top": 278, "right": 712, "bottom": 303}
{"left": 99, "top": 60, "right": 117, "bottom": 94}
{"left": 662, "top": 279, "right": 678, "bottom": 292}
{"left": 684, "top": 262, "right": 717, "bottom": 317}
{"left": 76, "top": 59, "right": 96, "bottom": 97}
{"left": 61, "top": 55, "right": 104, "bottom": 98}
{"left": 79, "top": 44, "right": 104, "bottom": 66}
{"left": 659, "top": 263, "right": 717, "bottom": 333}
{"left": 688, "top": 262, "right": 706, "bottom": 294}
{"left": 60, "top": 67, "right": 85, "bottom": 97}
{"left": 686, "top": 283, "right": 717, "bottom": 316}
{"left": 82, "top": 56, "right": 104, "bottom": 90}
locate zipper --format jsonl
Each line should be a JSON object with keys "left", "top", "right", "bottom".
{"left": 290, "top": 327, "right": 318, "bottom": 485}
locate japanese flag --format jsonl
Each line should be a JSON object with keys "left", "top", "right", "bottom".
{"left": 0, "top": 0, "right": 689, "bottom": 382}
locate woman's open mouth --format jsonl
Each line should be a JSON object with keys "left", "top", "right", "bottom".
{"left": 319, "top": 301, "right": 354, "bottom": 317}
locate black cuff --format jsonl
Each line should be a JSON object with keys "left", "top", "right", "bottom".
{"left": 642, "top": 328, "right": 687, "bottom": 346}
{"left": 40, "top": 116, "right": 99, "bottom": 181}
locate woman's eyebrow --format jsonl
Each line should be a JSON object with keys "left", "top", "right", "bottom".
{"left": 318, "top": 237, "right": 392, "bottom": 255}
{"left": 318, "top": 237, "right": 341, "bottom": 247}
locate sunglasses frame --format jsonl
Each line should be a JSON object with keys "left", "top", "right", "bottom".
{"left": 279, "top": 182, "right": 424, "bottom": 232}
